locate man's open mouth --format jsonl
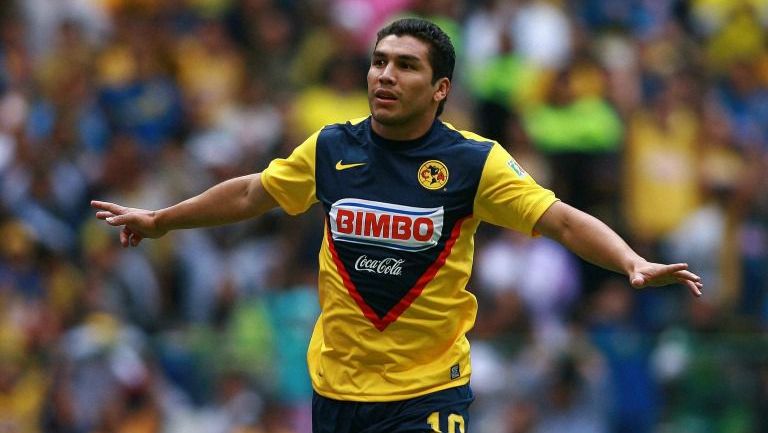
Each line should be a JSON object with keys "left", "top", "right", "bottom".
{"left": 374, "top": 89, "right": 398, "bottom": 100}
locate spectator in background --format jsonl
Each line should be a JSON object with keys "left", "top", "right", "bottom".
{"left": 522, "top": 62, "right": 624, "bottom": 295}
{"left": 533, "top": 356, "right": 608, "bottom": 433}
{"left": 328, "top": 0, "right": 413, "bottom": 52}
{"left": 264, "top": 260, "right": 320, "bottom": 433}
{"left": 97, "top": 28, "right": 183, "bottom": 156}
{"left": 289, "top": 9, "right": 356, "bottom": 90}
{"left": 465, "top": 27, "right": 540, "bottom": 143}
{"left": 523, "top": 64, "right": 623, "bottom": 220}
{"left": 662, "top": 102, "right": 749, "bottom": 310}
{"left": 226, "top": 1, "right": 299, "bottom": 95}
{"left": 175, "top": 18, "right": 246, "bottom": 126}
{"left": 623, "top": 74, "right": 701, "bottom": 249}
{"left": 289, "top": 54, "right": 369, "bottom": 138}
{"left": 405, "top": 0, "right": 465, "bottom": 57}
{"left": 19, "top": 0, "right": 110, "bottom": 61}
{"left": 0, "top": 327, "right": 48, "bottom": 433}
{"left": 652, "top": 289, "right": 758, "bottom": 433}
{"left": 476, "top": 230, "right": 581, "bottom": 350}
{"left": 588, "top": 279, "right": 659, "bottom": 433}
{"left": 510, "top": 0, "right": 572, "bottom": 71}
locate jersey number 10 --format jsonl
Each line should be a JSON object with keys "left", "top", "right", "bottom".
{"left": 427, "top": 411, "right": 465, "bottom": 433}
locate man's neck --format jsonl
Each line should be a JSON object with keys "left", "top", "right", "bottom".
{"left": 370, "top": 116, "right": 436, "bottom": 141}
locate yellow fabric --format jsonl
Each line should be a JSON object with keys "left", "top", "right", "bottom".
{"left": 308, "top": 216, "right": 478, "bottom": 400}
{"left": 0, "top": 368, "right": 48, "bottom": 433}
{"left": 96, "top": 45, "right": 135, "bottom": 87}
{"left": 474, "top": 141, "right": 559, "bottom": 234}
{"left": 260, "top": 131, "right": 319, "bottom": 216}
{"left": 624, "top": 109, "right": 701, "bottom": 240}
{"left": 261, "top": 122, "right": 556, "bottom": 401}
{"left": 174, "top": 37, "right": 246, "bottom": 122}
{"left": 291, "top": 87, "right": 370, "bottom": 137}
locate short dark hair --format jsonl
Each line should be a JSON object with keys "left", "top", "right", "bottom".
{"left": 375, "top": 18, "right": 456, "bottom": 116}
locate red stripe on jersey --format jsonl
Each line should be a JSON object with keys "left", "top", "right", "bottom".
{"left": 379, "top": 216, "right": 468, "bottom": 328}
{"left": 327, "top": 216, "right": 470, "bottom": 332}
{"left": 326, "top": 223, "right": 385, "bottom": 330}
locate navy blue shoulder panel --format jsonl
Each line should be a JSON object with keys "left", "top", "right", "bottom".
{"left": 315, "top": 118, "right": 493, "bottom": 211}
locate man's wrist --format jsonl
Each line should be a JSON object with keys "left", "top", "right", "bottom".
{"left": 152, "top": 208, "right": 169, "bottom": 233}
{"left": 624, "top": 257, "right": 648, "bottom": 276}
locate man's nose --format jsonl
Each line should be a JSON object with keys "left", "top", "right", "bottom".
{"left": 378, "top": 62, "right": 396, "bottom": 84}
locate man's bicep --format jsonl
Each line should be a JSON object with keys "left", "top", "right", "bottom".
{"left": 532, "top": 200, "right": 569, "bottom": 240}
{"left": 247, "top": 173, "right": 280, "bottom": 214}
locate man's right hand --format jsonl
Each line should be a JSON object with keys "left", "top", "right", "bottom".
{"left": 91, "top": 200, "right": 168, "bottom": 247}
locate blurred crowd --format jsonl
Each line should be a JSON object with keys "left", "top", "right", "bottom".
{"left": 1, "top": 0, "right": 767, "bottom": 432}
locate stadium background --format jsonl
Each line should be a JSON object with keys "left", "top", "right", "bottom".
{"left": 0, "top": 0, "right": 767, "bottom": 432}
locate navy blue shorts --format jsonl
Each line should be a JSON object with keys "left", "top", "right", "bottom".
{"left": 312, "top": 384, "right": 474, "bottom": 433}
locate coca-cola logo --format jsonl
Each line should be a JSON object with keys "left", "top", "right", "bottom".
{"left": 354, "top": 255, "right": 405, "bottom": 276}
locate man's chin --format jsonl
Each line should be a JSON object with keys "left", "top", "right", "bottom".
{"left": 371, "top": 111, "right": 403, "bottom": 126}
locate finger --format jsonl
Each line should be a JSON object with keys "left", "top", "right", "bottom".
{"left": 631, "top": 275, "right": 646, "bottom": 288}
{"left": 130, "top": 233, "right": 143, "bottom": 247}
{"left": 106, "top": 215, "right": 125, "bottom": 226}
{"left": 683, "top": 279, "right": 702, "bottom": 297}
{"left": 91, "top": 200, "right": 125, "bottom": 214}
{"left": 659, "top": 263, "right": 689, "bottom": 275}
{"left": 672, "top": 270, "right": 701, "bottom": 282}
{"left": 120, "top": 227, "right": 130, "bottom": 247}
{"left": 95, "top": 211, "right": 116, "bottom": 220}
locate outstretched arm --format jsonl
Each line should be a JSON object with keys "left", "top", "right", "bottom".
{"left": 534, "top": 201, "right": 703, "bottom": 297}
{"left": 92, "top": 173, "right": 278, "bottom": 247}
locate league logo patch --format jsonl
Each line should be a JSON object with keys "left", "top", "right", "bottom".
{"left": 507, "top": 158, "right": 526, "bottom": 177}
{"left": 418, "top": 160, "right": 449, "bottom": 190}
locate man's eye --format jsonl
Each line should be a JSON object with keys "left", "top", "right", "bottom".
{"left": 373, "top": 59, "right": 386, "bottom": 67}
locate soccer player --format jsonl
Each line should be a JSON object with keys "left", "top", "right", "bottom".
{"left": 92, "top": 18, "right": 702, "bottom": 433}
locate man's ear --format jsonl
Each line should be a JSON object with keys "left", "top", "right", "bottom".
{"left": 434, "top": 77, "right": 451, "bottom": 103}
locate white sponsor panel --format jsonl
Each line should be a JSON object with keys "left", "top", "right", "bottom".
{"left": 329, "top": 198, "right": 444, "bottom": 251}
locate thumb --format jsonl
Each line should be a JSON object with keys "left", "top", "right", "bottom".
{"left": 630, "top": 274, "right": 646, "bottom": 288}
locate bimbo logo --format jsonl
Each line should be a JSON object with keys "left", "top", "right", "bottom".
{"left": 329, "top": 198, "right": 444, "bottom": 251}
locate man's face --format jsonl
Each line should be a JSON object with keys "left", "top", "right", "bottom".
{"left": 367, "top": 35, "right": 448, "bottom": 130}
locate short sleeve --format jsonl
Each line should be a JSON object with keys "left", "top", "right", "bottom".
{"left": 474, "top": 143, "right": 558, "bottom": 235}
{"left": 261, "top": 131, "right": 319, "bottom": 215}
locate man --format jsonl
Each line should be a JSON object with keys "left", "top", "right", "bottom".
{"left": 92, "top": 18, "right": 702, "bottom": 433}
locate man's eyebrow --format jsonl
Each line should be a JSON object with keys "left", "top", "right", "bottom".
{"left": 372, "top": 51, "right": 423, "bottom": 63}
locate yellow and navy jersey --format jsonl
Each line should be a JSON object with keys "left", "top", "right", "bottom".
{"left": 261, "top": 117, "right": 557, "bottom": 402}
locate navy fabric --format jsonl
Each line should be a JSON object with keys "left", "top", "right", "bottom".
{"left": 315, "top": 117, "right": 492, "bottom": 321}
{"left": 312, "top": 384, "right": 474, "bottom": 433}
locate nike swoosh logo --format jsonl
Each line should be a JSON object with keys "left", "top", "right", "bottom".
{"left": 335, "top": 160, "right": 366, "bottom": 170}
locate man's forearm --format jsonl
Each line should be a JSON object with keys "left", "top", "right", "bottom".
{"left": 536, "top": 202, "right": 644, "bottom": 276}
{"left": 155, "top": 174, "right": 277, "bottom": 231}
{"left": 561, "top": 211, "right": 643, "bottom": 275}
{"left": 535, "top": 201, "right": 701, "bottom": 294}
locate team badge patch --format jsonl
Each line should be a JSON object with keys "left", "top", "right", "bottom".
{"left": 418, "top": 160, "right": 449, "bottom": 190}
